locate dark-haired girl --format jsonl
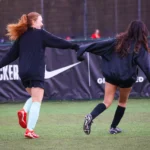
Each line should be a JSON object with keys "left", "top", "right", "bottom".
{"left": 77, "top": 20, "right": 150, "bottom": 135}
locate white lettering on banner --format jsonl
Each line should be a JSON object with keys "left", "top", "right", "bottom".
{"left": 0, "top": 62, "right": 81, "bottom": 81}
{"left": 97, "top": 77, "right": 144, "bottom": 84}
{"left": 97, "top": 78, "right": 105, "bottom": 84}
{"left": 0, "top": 65, "right": 19, "bottom": 80}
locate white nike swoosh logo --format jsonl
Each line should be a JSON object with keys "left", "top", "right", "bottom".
{"left": 44, "top": 62, "right": 81, "bottom": 79}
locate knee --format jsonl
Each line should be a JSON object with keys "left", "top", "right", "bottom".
{"left": 103, "top": 101, "right": 112, "bottom": 108}
{"left": 32, "top": 96, "right": 43, "bottom": 102}
{"left": 118, "top": 100, "right": 127, "bottom": 107}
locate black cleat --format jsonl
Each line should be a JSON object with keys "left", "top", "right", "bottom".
{"left": 109, "top": 127, "right": 122, "bottom": 134}
{"left": 83, "top": 114, "right": 93, "bottom": 135}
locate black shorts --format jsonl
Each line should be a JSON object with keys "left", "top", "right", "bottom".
{"left": 21, "top": 79, "right": 44, "bottom": 89}
{"left": 105, "top": 78, "right": 135, "bottom": 88}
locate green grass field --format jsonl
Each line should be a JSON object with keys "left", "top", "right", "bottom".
{"left": 0, "top": 99, "right": 150, "bottom": 150}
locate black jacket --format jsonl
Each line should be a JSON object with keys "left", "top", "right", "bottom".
{"left": 77, "top": 38, "right": 150, "bottom": 83}
{"left": 0, "top": 27, "right": 78, "bottom": 81}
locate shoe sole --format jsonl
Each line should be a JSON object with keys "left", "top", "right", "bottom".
{"left": 25, "top": 134, "right": 39, "bottom": 139}
{"left": 17, "top": 111, "right": 27, "bottom": 128}
{"left": 109, "top": 131, "right": 122, "bottom": 134}
{"left": 83, "top": 117, "right": 90, "bottom": 135}
{"left": 25, "top": 135, "right": 35, "bottom": 139}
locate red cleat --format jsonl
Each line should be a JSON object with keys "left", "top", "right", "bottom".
{"left": 17, "top": 109, "right": 27, "bottom": 128}
{"left": 24, "top": 129, "right": 39, "bottom": 139}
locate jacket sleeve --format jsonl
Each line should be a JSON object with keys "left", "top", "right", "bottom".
{"left": 77, "top": 38, "right": 116, "bottom": 61}
{"left": 41, "top": 29, "right": 79, "bottom": 51}
{"left": 134, "top": 47, "right": 150, "bottom": 82}
{"left": 0, "top": 40, "right": 19, "bottom": 69}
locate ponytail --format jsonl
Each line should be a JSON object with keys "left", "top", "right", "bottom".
{"left": 6, "top": 12, "right": 41, "bottom": 41}
{"left": 6, "top": 14, "right": 28, "bottom": 40}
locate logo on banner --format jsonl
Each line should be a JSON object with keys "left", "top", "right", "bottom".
{"left": 0, "top": 62, "right": 81, "bottom": 81}
{"left": 45, "top": 62, "right": 81, "bottom": 79}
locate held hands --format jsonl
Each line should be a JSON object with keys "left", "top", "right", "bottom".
{"left": 71, "top": 44, "right": 85, "bottom": 61}
{"left": 71, "top": 44, "right": 79, "bottom": 52}
{"left": 77, "top": 45, "right": 85, "bottom": 61}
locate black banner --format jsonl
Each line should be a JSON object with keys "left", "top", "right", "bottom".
{"left": 0, "top": 43, "right": 150, "bottom": 102}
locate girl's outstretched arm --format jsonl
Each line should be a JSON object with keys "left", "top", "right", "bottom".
{"left": 0, "top": 40, "right": 20, "bottom": 68}
{"left": 77, "top": 38, "right": 116, "bottom": 61}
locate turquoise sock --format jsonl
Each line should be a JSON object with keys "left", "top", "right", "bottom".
{"left": 27, "top": 102, "right": 41, "bottom": 130}
{"left": 23, "top": 97, "right": 32, "bottom": 113}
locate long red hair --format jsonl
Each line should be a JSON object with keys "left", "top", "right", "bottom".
{"left": 6, "top": 12, "right": 41, "bottom": 41}
{"left": 116, "top": 20, "right": 150, "bottom": 56}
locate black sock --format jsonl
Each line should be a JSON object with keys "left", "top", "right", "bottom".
{"left": 90, "top": 103, "right": 106, "bottom": 120}
{"left": 111, "top": 105, "right": 126, "bottom": 128}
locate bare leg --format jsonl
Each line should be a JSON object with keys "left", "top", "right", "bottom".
{"left": 110, "top": 87, "right": 132, "bottom": 134}
{"left": 83, "top": 82, "right": 117, "bottom": 135}
{"left": 103, "top": 82, "right": 118, "bottom": 108}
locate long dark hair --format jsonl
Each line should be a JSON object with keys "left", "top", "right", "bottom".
{"left": 6, "top": 12, "right": 41, "bottom": 40}
{"left": 116, "top": 20, "right": 150, "bottom": 56}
